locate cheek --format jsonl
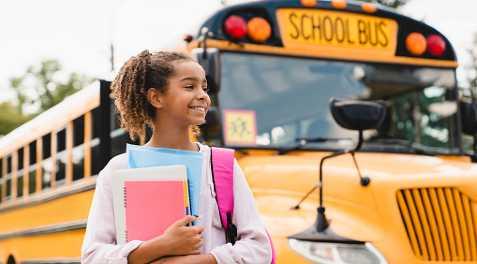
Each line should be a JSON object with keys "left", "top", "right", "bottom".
{"left": 205, "top": 94, "right": 212, "bottom": 105}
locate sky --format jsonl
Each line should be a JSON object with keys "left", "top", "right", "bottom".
{"left": 0, "top": 0, "right": 476, "bottom": 103}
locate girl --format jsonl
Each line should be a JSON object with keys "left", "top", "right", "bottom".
{"left": 80, "top": 50, "right": 272, "bottom": 264}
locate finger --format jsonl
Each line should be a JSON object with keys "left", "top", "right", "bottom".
{"left": 173, "top": 215, "right": 197, "bottom": 227}
{"left": 195, "top": 239, "right": 204, "bottom": 249}
{"left": 189, "top": 249, "right": 201, "bottom": 255}
{"left": 192, "top": 234, "right": 202, "bottom": 243}
{"left": 183, "top": 226, "right": 203, "bottom": 236}
{"left": 192, "top": 226, "right": 204, "bottom": 234}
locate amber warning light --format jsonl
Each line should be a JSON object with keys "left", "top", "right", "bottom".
{"left": 406, "top": 32, "right": 446, "bottom": 57}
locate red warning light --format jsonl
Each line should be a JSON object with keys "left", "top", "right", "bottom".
{"left": 224, "top": 15, "right": 247, "bottom": 40}
{"left": 426, "top": 35, "right": 446, "bottom": 57}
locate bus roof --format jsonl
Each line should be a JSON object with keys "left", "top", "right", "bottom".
{"left": 0, "top": 81, "right": 100, "bottom": 157}
{"left": 193, "top": 0, "right": 457, "bottom": 67}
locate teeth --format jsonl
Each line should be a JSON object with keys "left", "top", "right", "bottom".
{"left": 190, "top": 106, "right": 205, "bottom": 113}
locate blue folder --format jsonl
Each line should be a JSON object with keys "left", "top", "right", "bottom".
{"left": 126, "top": 144, "right": 203, "bottom": 217}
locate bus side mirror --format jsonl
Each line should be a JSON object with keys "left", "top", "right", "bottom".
{"left": 192, "top": 48, "right": 221, "bottom": 94}
{"left": 459, "top": 100, "right": 477, "bottom": 135}
{"left": 330, "top": 99, "right": 386, "bottom": 131}
{"left": 330, "top": 98, "right": 385, "bottom": 151}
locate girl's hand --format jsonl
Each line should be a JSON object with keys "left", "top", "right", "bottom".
{"left": 158, "top": 215, "right": 204, "bottom": 256}
{"left": 128, "top": 215, "right": 204, "bottom": 264}
{"left": 149, "top": 254, "right": 217, "bottom": 264}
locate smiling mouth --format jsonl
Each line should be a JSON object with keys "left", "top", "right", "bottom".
{"left": 189, "top": 106, "right": 207, "bottom": 114}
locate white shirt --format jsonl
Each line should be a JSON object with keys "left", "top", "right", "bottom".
{"left": 81, "top": 143, "right": 272, "bottom": 264}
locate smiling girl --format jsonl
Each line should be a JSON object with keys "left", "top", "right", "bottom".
{"left": 80, "top": 50, "right": 272, "bottom": 264}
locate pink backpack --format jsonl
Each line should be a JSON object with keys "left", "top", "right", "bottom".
{"left": 210, "top": 147, "right": 276, "bottom": 264}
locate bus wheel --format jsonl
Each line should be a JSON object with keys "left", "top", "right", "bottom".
{"left": 7, "top": 255, "right": 16, "bottom": 264}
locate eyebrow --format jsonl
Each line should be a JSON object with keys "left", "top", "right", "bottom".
{"left": 180, "top": 77, "right": 207, "bottom": 83}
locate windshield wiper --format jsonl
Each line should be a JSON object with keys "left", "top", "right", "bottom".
{"left": 277, "top": 137, "right": 353, "bottom": 155}
{"left": 364, "top": 137, "right": 431, "bottom": 154}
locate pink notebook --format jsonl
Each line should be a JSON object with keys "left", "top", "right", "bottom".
{"left": 124, "top": 180, "right": 185, "bottom": 242}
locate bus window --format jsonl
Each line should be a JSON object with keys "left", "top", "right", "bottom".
{"left": 111, "top": 99, "right": 121, "bottom": 132}
{"left": 218, "top": 53, "right": 458, "bottom": 153}
{"left": 73, "top": 115, "right": 85, "bottom": 181}
{"left": 56, "top": 127, "right": 67, "bottom": 185}
{"left": 110, "top": 128, "right": 149, "bottom": 157}
{"left": 110, "top": 103, "right": 145, "bottom": 157}
{"left": 0, "top": 157, "right": 3, "bottom": 203}
{"left": 110, "top": 101, "right": 128, "bottom": 157}
{"left": 41, "top": 133, "right": 52, "bottom": 189}
{"left": 6, "top": 179, "right": 11, "bottom": 200}
{"left": 6, "top": 155, "right": 12, "bottom": 200}
{"left": 388, "top": 86, "right": 454, "bottom": 149}
{"left": 111, "top": 128, "right": 129, "bottom": 157}
{"left": 92, "top": 107, "right": 103, "bottom": 176}
{"left": 28, "top": 141, "right": 36, "bottom": 194}
{"left": 17, "top": 148, "right": 24, "bottom": 198}
{"left": 219, "top": 53, "right": 362, "bottom": 149}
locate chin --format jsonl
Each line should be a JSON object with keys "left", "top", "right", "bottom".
{"left": 190, "top": 118, "right": 206, "bottom": 126}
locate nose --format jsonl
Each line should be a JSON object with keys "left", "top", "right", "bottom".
{"left": 197, "top": 88, "right": 209, "bottom": 101}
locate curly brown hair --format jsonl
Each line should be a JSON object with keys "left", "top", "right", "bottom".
{"left": 110, "top": 50, "right": 194, "bottom": 141}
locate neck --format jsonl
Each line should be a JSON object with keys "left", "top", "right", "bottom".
{"left": 146, "top": 123, "right": 196, "bottom": 151}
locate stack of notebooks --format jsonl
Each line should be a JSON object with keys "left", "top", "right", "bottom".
{"left": 112, "top": 144, "right": 203, "bottom": 244}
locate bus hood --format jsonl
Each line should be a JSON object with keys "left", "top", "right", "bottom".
{"left": 238, "top": 152, "right": 477, "bottom": 252}
{"left": 239, "top": 151, "right": 477, "bottom": 204}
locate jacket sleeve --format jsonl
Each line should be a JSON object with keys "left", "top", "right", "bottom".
{"left": 210, "top": 160, "right": 272, "bottom": 264}
{"left": 81, "top": 165, "right": 143, "bottom": 264}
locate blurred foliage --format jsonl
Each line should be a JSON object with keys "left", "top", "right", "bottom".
{"left": 0, "top": 102, "right": 31, "bottom": 135}
{"left": 468, "top": 33, "right": 477, "bottom": 96}
{"left": 0, "top": 59, "right": 92, "bottom": 136}
{"left": 460, "top": 33, "right": 477, "bottom": 154}
{"left": 11, "top": 59, "right": 92, "bottom": 114}
{"left": 359, "top": 0, "right": 409, "bottom": 9}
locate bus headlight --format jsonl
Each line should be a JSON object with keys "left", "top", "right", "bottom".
{"left": 288, "top": 239, "right": 387, "bottom": 264}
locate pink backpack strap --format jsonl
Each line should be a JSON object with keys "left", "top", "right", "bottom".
{"left": 211, "top": 147, "right": 276, "bottom": 264}
{"left": 210, "top": 147, "right": 235, "bottom": 231}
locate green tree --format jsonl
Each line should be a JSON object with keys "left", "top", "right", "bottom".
{"left": 0, "top": 102, "right": 30, "bottom": 135}
{"left": 359, "top": 0, "right": 408, "bottom": 9}
{"left": 10, "top": 59, "right": 92, "bottom": 116}
{"left": 468, "top": 34, "right": 477, "bottom": 96}
{"left": 0, "top": 59, "right": 92, "bottom": 136}
{"left": 461, "top": 33, "right": 477, "bottom": 153}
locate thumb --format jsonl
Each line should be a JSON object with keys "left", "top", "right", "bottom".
{"left": 174, "top": 215, "right": 197, "bottom": 227}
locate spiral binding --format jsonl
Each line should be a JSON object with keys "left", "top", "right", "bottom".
{"left": 124, "top": 186, "right": 128, "bottom": 242}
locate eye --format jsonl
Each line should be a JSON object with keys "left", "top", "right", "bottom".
{"left": 184, "top": 84, "right": 194, "bottom": 89}
{"left": 202, "top": 86, "right": 209, "bottom": 92}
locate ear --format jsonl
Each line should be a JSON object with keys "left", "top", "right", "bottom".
{"left": 147, "top": 88, "right": 164, "bottom": 109}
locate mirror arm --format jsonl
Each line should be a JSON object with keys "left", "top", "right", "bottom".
{"left": 354, "top": 130, "right": 363, "bottom": 151}
{"left": 314, "top": 141, "right": 370, "bottom": 232}
{"left": 198, "top": 27, "right": 211, "bottom": 60}
{"left": 315, "top": 150, "right": 347, "bottom": 232}
{"left": 291, "top": 130, "right": 371, "bottom": 212}
{"left": 473, "top": 133, "right": 477, "bottom": 156}
{"left": 350, "top": 151, "right": 371, "bottom": 186}
{"left": 351, "top": 130, "right": 371, "bottom": 185}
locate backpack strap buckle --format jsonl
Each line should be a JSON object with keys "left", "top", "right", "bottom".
{"left": 225, "top": 213, "right": 237, "bottom": 245}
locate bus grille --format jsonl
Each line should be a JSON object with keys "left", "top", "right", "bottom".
{"left": 396, "top": 188, "right": 477, "bottom": 261}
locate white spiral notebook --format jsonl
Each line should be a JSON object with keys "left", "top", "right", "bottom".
{"left": 111, "top": 165, "right": 189, "bottom": 244}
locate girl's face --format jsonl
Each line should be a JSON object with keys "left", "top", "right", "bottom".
{"left": 155, "top": 60, "right": 211, "bottom": 127}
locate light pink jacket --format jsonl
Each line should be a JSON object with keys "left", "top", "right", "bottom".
{"left": 81, "top": 143, "right": 272, "bottom": 264}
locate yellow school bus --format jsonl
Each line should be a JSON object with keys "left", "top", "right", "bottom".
{"left": 1, "top": 0, "right": 477, "bottom": 263}
{"left": 0, "top": 81, "right": 119, "bottom": 264}
{"left": 186, "top": 0, "right": 477, "bottom": 263}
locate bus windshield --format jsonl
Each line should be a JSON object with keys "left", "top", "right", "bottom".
{"left": 219, "top": 52, "right": 459, "bottom": 154}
